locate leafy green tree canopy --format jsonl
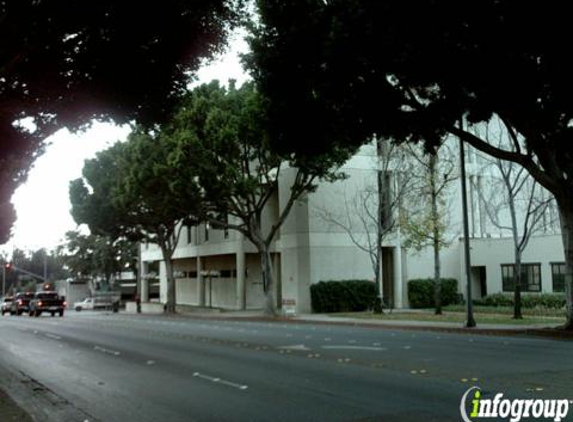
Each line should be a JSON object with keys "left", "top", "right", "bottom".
{"left": 168, "top": 80, "right": 352, "bottom": 314}
{"left": 250, "top": 1, "right": 573, "bottom": 156}
{"left": 0, "top": 0, "right": 242, "bottom": 239}
{"left": 70, "top": 125, "right": 204, "bottom": 312}
{"left": 70, "top": 142, "right": 129, "bottom": 239}
{"left": 62, "top": 230, "right": 136, "bottom": 284}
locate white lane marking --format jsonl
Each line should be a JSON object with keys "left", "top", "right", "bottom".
{"left": 192, "top": 372, "right": 248, "bottom": 390}
{"left": 45, "top": 333, "right": 62, "bottom": 340}
{"left": 277, "top": 344, "right": 311, "bottom": 351}
{"left": 94, "top": 346, "right": 121, "bottom": 356}
{"left": 146, "top": 360, "right": 156, "bottom": 365}
{"left": 321, "top": 345, "right": 387, "bottom": 351}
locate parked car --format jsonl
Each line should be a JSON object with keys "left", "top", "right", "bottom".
{"left": 10, "top": 292, "right": 35, "bottom": 315}
{"left": 1, "top": 296, "right": 13, "bottom": 315}
{"left": 28, "top": 291, "right": 66, "bottom": 317}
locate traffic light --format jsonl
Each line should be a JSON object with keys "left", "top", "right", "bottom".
{"left": 4, "top": 262, "right": 12, "bottom": 271}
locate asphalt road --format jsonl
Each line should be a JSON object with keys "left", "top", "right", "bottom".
{"left": 1, "top": 312, "right": 572, "bottom": 422}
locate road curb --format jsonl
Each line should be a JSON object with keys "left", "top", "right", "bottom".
{"left": 153, "top": 311, "right": 573, "bottom": 340}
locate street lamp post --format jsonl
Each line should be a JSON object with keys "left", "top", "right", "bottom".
{"left": 459, "top": 119, "right": 476, "bottom": 328}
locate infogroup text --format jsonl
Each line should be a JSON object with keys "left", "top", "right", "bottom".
{"left": 460, "top": 387, "right": 571, "bottom": 422}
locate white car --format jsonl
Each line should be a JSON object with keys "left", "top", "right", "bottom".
{"left": 1, "top": 296, "right": 13, "bottom": 315}
{"left": 73, "top": 298, "right": 96, "bottom": 311}
{"left": 74, "top": 297, "right": 115, "bottom": 311}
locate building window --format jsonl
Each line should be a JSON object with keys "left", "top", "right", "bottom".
{"left": 501, "top": 263, "right": 541, "bottom": 292}
{"left": 219, "top": 269, "right": 236, "bottom": 278}
{"left": 204, "top": 223, "right": 209, "bottom": 242}
{"left": 551, "top": 262, "right": 566, "bottom": 293}
{"left": 186, "top": 225, "right": 192, "bottom": 244}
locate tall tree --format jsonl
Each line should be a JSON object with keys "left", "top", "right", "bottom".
{"left": 401, "top": 144, "right": 457, "bottom": 315}
{"left": 62, "top": 230, "right": 136, "bottom": 287}
{"left": 0, "top": 0, "right": 242, "bottom": 238}
{"left": 316, "top": 139, "right": 413, "bottom": 312}
{"left": 71, "top": 133, "right": 202, "bottom": 313}
{"left": 475, "top": 124, "right": 555, "bottom": 319}
{"left": 169, "top": 81, "right": 352, "bottom": 315}
{"left": 249, "top": 0, "right": 573, "bottom": 329}
{"left": 114, "top": 130, "right": 202, "bottom": 313}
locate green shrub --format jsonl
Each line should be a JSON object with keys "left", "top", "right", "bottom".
{"left": 310, "top": 280, "right": 377, "bottom": 313}
{"left": 478, "top": 293, "right": 565, "bottom": 309}
{"left": 407, "top": 278, "right": 460, "bottom": 309}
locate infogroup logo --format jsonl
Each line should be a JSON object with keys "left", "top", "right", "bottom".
{"left": 460, "top": 387, "right": 572, "bottom": 422}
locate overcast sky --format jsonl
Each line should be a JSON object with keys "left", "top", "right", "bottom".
{"left": 5, "top": 32, "right": 250, "bottom": 252}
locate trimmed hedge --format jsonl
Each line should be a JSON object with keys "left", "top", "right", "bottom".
{"left": 310, "top": 280, "right": 377, "bottom": 313}
{"left": 408, "top": 278, "right": 460, "bottom": 309}
{"left": 475, "top": 293, "right": 566, "bottom": 309}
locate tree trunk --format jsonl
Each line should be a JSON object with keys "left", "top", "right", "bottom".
{"left": 433, "top": 236, "right": 442, "bottom": 315}
{"left": 373, "top": 247, "right": 383, "bottom": 314}
{"left": 160, "top": 245, "right": 176, "bottom": 314}
{"left": 259, "top": 245, "right": 277, "bottom": 316}
{"left": 375, "top": 190, "right": 384, "bottom": 314}
{"left": 429, "top": 153, "right": 442, "bottom": 315}
{"left": 513, "top": 256, "right": 523, "bottom": 319}
{"left": 509, "top": 196, "right": 523, "bottom": 320}
{"left": 558, "top": 199, "right": 573, "bottom": 329}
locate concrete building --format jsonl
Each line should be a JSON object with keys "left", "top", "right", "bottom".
{"left": 140, "top": 131, "right": 565, "bottom": 314}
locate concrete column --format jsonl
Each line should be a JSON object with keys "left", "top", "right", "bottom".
{"left": 236, "top": 251, "right": 246, "bottom": 310}
{"left": 141, "top": 261, "right": 149, "bottom": 302}
{"left": 393, "top": 246, "right": 403, "bottom": 308}
{"left": 197, "top": 256, "right": 205, "bottom": 307}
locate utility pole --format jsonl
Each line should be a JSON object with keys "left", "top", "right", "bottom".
{"left": 43, "top": 252, "right": 48, "bottom": 283}
{"left": 459, "top": 118, "right": 476, "bottom": 328}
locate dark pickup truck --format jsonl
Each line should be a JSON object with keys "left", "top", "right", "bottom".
{"left": 28, "top": 291, "right": 66, "bottom": 317}
{"left": 10, "top": 292, "right": 35, "bottom": 315}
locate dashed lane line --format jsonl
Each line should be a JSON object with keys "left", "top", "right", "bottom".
{"left": 44, "top": 333, "right": 62, "bottom": 340}
{"left": 94, "top": 345, "right": 121, "bottom": 356}
{"left": 321, "top": 345, "right": 387, "bottom": 352}
{"left": 192, "top": 372, "right": 248, "bottom": 390}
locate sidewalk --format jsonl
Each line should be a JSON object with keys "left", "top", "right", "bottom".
{"left": 292, "top": 313, "right": 573, "bottom": 339}
{"left": 0, "top": 383, "right": 34, "bottom": 422}
{"left": 172, "top": 306, "right": 571, "bottom": 338}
